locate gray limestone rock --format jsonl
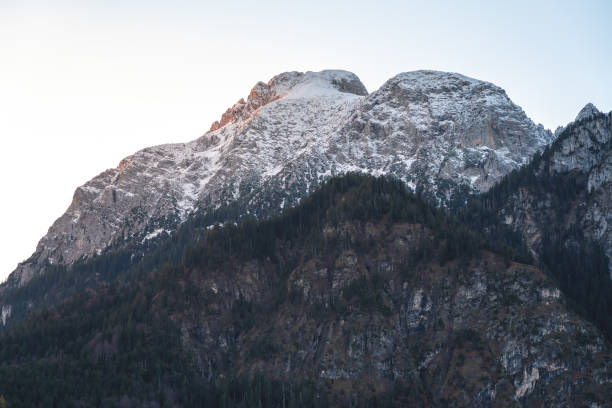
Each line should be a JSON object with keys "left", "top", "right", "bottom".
{"left": 497, "top": 109, "right": 612, "bottom": 278}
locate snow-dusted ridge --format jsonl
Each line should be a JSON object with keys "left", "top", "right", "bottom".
{"left": 5, "top": 69, "right": 554, "bottom": 287}
{"left": 575, "top": 102, "right": 601, "bottom": 122}
{"left": 208, "top": 70, "right": 367, "bottom": 132}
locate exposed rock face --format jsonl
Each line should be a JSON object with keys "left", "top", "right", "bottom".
{"left": 340, "top": 71, "right": 552, "bottom": 203}
{"left": 209, "top": 71, "right": 368, "bottom": 132}
{"left": 497, "top": 108, "right": 612, "bottom": 277}
{"left": 170, "top": 219, "right": 612, "bottom": 406}
{"left": 575, "top": 102, "right": 602, "bottom": 122}
{"left": 0, "top": 305, "right": 10, "bottom": 326}
{"left": 3, "top": 69, "right": 553, "bottom": 288}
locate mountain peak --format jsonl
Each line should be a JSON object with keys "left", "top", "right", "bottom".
{"left": 208, "top": 70, "right": 367, "bottom": 132}
{"left": 267, "top": 70, "right": 367, "bottom": 98}
{"left": 371, "top": 70, "right": 514, "bottom": 118}
{"left": 5, "top": 68, "right": 553, "bottom": 289}
{"left": 575, "top": 103, "right": 601, "bottom": 122}
{"left": 383, "top": 70, "right": 501, "bottom": 92}
{"left": 392, "top": 69, "right": 483, "bottom": 81}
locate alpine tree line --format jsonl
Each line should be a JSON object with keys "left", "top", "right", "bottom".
{"left": 0, "top": 150, "right": 609, "bottom": 405}
{"left": 0, "top": 173, "right": 531, "bottom": 407}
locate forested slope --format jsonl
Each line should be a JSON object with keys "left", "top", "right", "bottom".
{"left": 0, "top": 174, "right": 609, "bottom": 407}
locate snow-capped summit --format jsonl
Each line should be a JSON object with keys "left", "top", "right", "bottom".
{"left": 575, "top": 103, "right": 601, "bottom": 122}
{"left": 209, "top": 70, "right": 367, "bottom": 132}
{"left": 4, "top": 69, "right": 554, "bottom": 287}
{"left": 345, "top": 70, "right": 553, "bottom": 200}
{"left": 268, "top": 70, "right": 368, "bottom": 99}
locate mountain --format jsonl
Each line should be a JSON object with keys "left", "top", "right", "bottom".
{"left": 4, "top": 69, "right": 552, "bottom": 291}
{"left": 0, "top": 175, "right": 609, "bottom": 407}
{"left": 461, "top": 106, "right": 612, "bottom": 337}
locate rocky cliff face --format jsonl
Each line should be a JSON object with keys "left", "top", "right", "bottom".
{"left": 496, "top": 107, "right": 612, "bottom": 278}
{"left": 342, "top": 71, "right": 551, "bottom": 203}
{"left": 181, "top": 235, "right": 611, "bottom": 406}
{"left": 4, "top": 69, "right": 553, "bottom": 288}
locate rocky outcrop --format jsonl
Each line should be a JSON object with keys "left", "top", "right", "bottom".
{"left": 3, "top": 69, "right": 553, "bottom": 289}
{"left": 339, "top": 71, "right": 552, "bottom": 204}
{"left": 167, "top": 218, "right": 612, "bottom": 406}
{"left": 497, "top": 108, "right": 612, "bottom": 277}
{"left": 575, "top": 102, "right": 601, "bottom": 122}
{"left": 208, "top": 71, "right": 368, "bottom": 132}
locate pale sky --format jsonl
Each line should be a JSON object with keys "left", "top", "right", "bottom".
{"left": 1, "top": 0, "right": 611, "bottom": 281}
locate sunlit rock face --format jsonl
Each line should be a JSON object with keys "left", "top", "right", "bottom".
{"left": 4, "top": 69, "right": 553, "bottom": 287}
